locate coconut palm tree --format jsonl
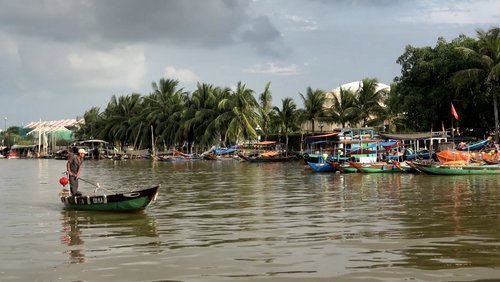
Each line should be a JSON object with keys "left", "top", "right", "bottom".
{"left": 258, "top": 81, "right": 272, "bottom": 140}
{"left": 217, "top": 81, "right": 259, "bottom": 144}
{"left": 273, "top": 97, "right": 299, "bottom": 149}
{"left": 76, "top": 107, "right": 102, "bottom": 139}
{"left": 144, "top": 78, "right": 187, "bottom": 148}
{"left": 299, "top": 87, "right": 326, "bottom": 134}
{"left": 183, "top": 82, "right": 228, "bottom": 147}
{"left": 100, "top": 93, "right": 143, "bottom": 148}
{"left": 454, "top": 27, "right": 500, "bottom": 143}
{"left": 352, "top": 78, "right": 388, "bottom": 127}
{"left": 328, "top": 87, "right": 357, "bottom": 128}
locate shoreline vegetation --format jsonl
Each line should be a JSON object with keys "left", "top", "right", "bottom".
{"left": 1, "top": 27, "right": 499, "bottom": 155}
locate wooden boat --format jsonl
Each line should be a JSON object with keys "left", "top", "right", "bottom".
{"left": 411, "top": 162, "right": 500, "bottom": 175}
{"left": 307, "top": 161, "right": 334, "bottom": 172}
{"left": 391, "top": 160, "right": 416, "bottom": 173}
{"left": 326, "top": 160, "right": 357, "bottom": 173}
{"left": 59, "top": 185, "right": 160, "bottom": 212}
{"left": 456, "top": 139, "right": 490, "bottom": 151}
{"left": 303, "top": 153, "right": 323, "bottom": 164}
{"left": 349, "top": 161, "right": 401, "bottom": 173}
{"left": 239, "top": 153, "right": 299, "bottom": 162}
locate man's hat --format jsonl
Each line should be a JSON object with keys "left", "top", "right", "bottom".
{"left": 78, "top": 148, "right": 87, "bottom": 154}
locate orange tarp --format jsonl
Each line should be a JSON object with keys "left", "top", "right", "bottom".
{"left": 437, "top": 150, "right": 500, "bottom": 163}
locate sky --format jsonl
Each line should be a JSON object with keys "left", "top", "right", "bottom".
{"left": 0, "top": 0, "right": 498, "bottom": 127}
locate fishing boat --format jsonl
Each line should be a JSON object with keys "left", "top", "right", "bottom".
{"left": 59, "top": 185, "right": 160, "bottom": 212}
{"left": 456, "top": 139, "right": 490, "bottom": 151}
{"left": 411, "top": 161, "right": 500, "bottom": 175}
{"left": 238, "top": 141, "right": 299, "bottom": 162}
{"left": 307, "top": 161, "right": 334, "bottom": 172}
{"left": 349, "top": 161, "right": 401, "bottom": 173}
{"left": 391, "top": 160, "right": 416, "bottom": 173}
{"left": 326, "top": 160, "right": 358, "bottom": 173}
{"left": 239, "top": 152, "right": 299, "bottom": 162}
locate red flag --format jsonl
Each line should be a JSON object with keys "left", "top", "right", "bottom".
{"left": 451, "top": 103, "right": 459, "bottom": 120}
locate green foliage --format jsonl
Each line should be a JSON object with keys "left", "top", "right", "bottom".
{"left": 394, "top": 34, "right": 492, "bottom": 134}
{"left": 72, "top": 26, "right": 499, "bottom": 151}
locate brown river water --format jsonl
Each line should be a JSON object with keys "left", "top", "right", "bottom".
{"left": 0, "top": 158, "right": 499, "bottom": 281}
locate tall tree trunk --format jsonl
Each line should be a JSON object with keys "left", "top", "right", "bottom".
{"left": 493, "top": 84, "right": 499, "bottom": 144}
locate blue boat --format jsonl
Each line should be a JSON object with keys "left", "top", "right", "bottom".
{"left": 457, "top": 139, "right": 490, "bottom": 151}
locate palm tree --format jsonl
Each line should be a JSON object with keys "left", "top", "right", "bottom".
{"left": 273, "top": 97, "right": 299, "bottom": 149}
{"left": 100, "top": 93, "right": 143, "bottom": 148}
{"left": 217, "top": 81, "right": 259, "bottom": 144}
{"left": 76, "top": 107, "right": 102, "bottom": 139}
{"left": 328, "top": 87, "right": 357, "bottom": 128}
{"left": 352, "top": 78, "right": 388, "bottom": 127}
{"left": 454, "top": 27, "right": 500, "bottom": 143}
{"left": 299, "top": 87, "right": 326, "bottom": 134}
{"left": 143, "top": 78, "right": 187, "bottom": 149}
{"left": 184, "top": 82, "right": 227, "bottom": 147}
{"left": 258, "top": 81, "right": 272, "bottom": 140}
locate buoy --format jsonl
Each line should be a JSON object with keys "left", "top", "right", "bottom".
{"left": 59, "top": 176, "right": 69, "bottom": 187}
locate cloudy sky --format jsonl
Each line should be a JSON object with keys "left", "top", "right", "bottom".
{"left": 0, "top": 0, "right": 498, "bottom": 127}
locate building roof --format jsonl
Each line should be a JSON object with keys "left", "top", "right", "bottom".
{"left": 329, "top": 80, "right": 390, "bottom": 94}
{"left": 24, "top": 119, "right": 83, "bottom": 134}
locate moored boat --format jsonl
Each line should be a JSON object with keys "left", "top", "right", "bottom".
{"left": 239, "top": 153, "right": 299, "bottom": 162}
{"left": 411, "top": 162, "right": 500, "bottom": 175}
{"left": 59, "top": 185, "right": 160, "bottom": 212}
{"left": 456, "top": 139, "right": 490, "bottom": 151}
{"left": 349, "top": 161, "right": 401, "bottom": 173}
{"left": 307, "top": 161, "right": 334, "bottom": 172}
{"left": 326, "top": 160, "right": 358, "bottom": 173}
{"left": 392, "top": 160, "right": 416, "bottom": 173}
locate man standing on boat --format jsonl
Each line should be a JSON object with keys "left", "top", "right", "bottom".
{"left": 67, "top": 148, "right": 86, "bottom": 196}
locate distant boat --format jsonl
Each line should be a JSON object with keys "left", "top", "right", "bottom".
{"left": 239, "top": 141, "right": 299, "bottom": 163}
{"left": 239, "top": 153, "right": 299, "bottom": 162}
{"left": 7, "top": 152, "right": 19, "bottom": 159}
{"left": 154, "top": 149, "right": 202, "bottom": 162}
{"left": 59, "top": 185, "right": 159, "bottom": 212}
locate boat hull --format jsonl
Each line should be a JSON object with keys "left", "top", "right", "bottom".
{"left": 349, "top": 161, "right": 401, "bottom": 173}
{"left": 60, "top": 186, "right": 159, "bottom": 212}
{"left": 308, "top": 161, "right": 334, "bottom": 172}
{"left": 239, "top": 154, "right": 299, "bottom": 162}
{"left": 413, "top": 164, "right": 500, "bottom": 175}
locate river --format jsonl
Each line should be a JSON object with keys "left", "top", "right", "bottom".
{"left": 0, "top": 158, "right": 499, "bottom": 281}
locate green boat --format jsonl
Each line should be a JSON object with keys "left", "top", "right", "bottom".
{"left": 326, "top": 160, "right": 358, "bottom": 173}
{"left": 349, "top": 161, "right": 402, "bottom": 173}
{"left": 412, "top": 163, "right": 500, "bottom": 175}
{"left": 60, "top": 185, "right": 159, "bottom": 212}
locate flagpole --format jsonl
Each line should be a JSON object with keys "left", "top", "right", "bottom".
{"left": 451, "top": 118, "right": 455, "bottom": 145}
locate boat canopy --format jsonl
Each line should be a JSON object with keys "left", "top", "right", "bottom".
{"left": 304, "top": 132, "right": 340, "bottom": 144}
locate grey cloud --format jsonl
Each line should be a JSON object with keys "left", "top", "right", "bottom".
{"left": 0, "top": 0, "right": 283, "bottom": 52}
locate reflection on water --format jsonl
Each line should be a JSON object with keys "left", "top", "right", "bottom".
{"left": 61, "top": 211, "right": 85, "bottom": 264}
{"left": 2, "top": 159, "right": 500, "bottom": 281}
{"left": 60, "top": 210, "right": 159, "bottom": 265}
